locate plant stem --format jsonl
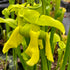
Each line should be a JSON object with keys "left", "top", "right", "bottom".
{"left": 9, "top": 0, "right": 15, "bottom": 19}
{"left": 15, "top": 50, "right": 18, "bottom": 70}
{"left": 13, "top": 49, "right": 16, "bottom": 70}
{"left": 9, "top": 1, "right": 17, "bottom": 70}
{"left": 55, "top": 51, "right": 63, "bottom": 70}
{"left": 50, "top": 28, "right": 56, "bottom": 53}
{"left": 48, "top": 0, "right": 61, "bottom": 69}
{"left": 3, "top": 7, "right": 10, "bottom": 70}
{"left": 40, "top": 0, "right": 49, "bottom": 70}
{"left": 4, "top": 52, "right": 8, "bottom": 70}
{"left": 41, "top": 0, "right": 46, "bottom": 15}
{"left": 60, "top": 27, "right": 70, "bottom": 70}
{"left": 16, "top": 46, "right": 28, "bottom": 70}
{"left": 55, "top": 0, "right": 60, "bottom": 16}
{"left": 4, "top": 24, "right": 9, "bottom": 70}
{"left": 34, "top": 64, "right": 37, "bottom": 70}
{"left": 67, "top": 57, "right": 70, "bottom": 70}
{"left": 40, "top": 48, "right": 48, "bottom": 70}
{"left": 4, "top": 12, "right": 10, "bottom": 35}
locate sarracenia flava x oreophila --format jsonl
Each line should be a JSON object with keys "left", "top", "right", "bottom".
{"left": 0, "top": 3, "right": 65, "bottom": 66}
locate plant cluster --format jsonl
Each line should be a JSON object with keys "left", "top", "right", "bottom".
{"left": 0, "top": 0, "right": 70, "bottom": 70}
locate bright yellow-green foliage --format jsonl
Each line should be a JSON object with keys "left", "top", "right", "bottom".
{"left": 0, "top": 4, "right": 66, "bottom": 66}
{"left": 24, "top": 30, "right": 40, "bottom": 66}
{"left": 45, "top": 32, "right": 54, "bottom": 62}
{"left": 6, "top": 4, "right": 65, "bottom": 34}
{"left": 2, "top": 27, "right": 23, "bottom": 53}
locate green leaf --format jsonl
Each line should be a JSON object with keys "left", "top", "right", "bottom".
{"left": 35, "top": 15, "right": 65, "bottom": 34}
{"left": 0, "top": 18, "right": 17, "bottom": 28}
